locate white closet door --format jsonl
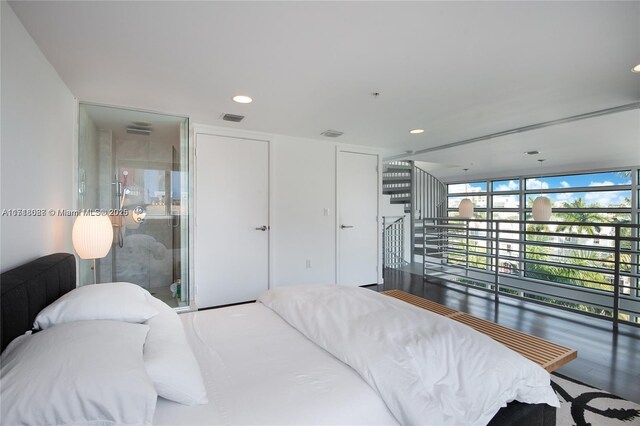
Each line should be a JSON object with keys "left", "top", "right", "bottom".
{"left": 338, "top": 151, "right": 379, "bottom": 286}
{"left": 195, "top": 134, "right": 269, "bottom": 308}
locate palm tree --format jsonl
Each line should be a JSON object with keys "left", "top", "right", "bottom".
{"left": 555, "top": 198, "right": 608, "bottom": 236}
{"left": 524, "top": 222, "right": 554, "bottom": 281}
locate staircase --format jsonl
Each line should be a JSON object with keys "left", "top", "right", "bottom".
{"left": 383, "top": 161, "right": 413, "bottom": 214}
{"left": 382, "top": 160, "right": 447, "bottom": 264}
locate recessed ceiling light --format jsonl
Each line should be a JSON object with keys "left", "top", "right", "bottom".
{"left": 632, "top": 64, "right": 640, "bottom": 73}
{"left": 232, "top": 95, "right": 253, "bottom": 104}
{"left": 410, "top": 129, "right": 424, "bottom": 134}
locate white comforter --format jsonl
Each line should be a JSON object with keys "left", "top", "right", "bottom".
{"left": 259, "top": 285, "right": 559, "bottom": 426}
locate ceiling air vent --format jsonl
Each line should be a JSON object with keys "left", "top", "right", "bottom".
{"left": 222, "top": 113, "right": 245, "bottom": 122}
{"left": 321, "top": 129, "right": 344, "bottom": 138}
{"left": 126, "top": 127, "right": 152, "bottom": 135}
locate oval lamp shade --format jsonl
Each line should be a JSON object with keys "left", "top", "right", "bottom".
{"left": 72, "top": 214, "right": 114, "bottom": 259}
{"left": 532, "top": 196, "right": 552, "bottom": 221}
{"left": 458, "top": 198, "right": 474, "bottom": 219}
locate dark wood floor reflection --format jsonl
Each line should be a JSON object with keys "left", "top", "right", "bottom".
{"left": 380, "top": 267, "right": 640, "bottom": 403}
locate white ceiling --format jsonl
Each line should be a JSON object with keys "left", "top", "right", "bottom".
{"left": 9, "top": 1, "right": 640, "bottom": 179}
{"left": 417, "top": 108, "right": 640, "bottom": 183}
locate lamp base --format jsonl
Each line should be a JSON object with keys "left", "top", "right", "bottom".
{"left": 91, "top": 258, "right": 97, "bottom": 284}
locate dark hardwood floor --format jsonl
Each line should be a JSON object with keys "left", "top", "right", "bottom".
{"left": 380, "top": 267, "right": 640, "bottom": 403}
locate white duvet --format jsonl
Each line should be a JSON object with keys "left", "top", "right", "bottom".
{"left": 259, "top": 285, "right": 559, "bottom": 426}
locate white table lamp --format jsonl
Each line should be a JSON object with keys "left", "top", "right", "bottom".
{"left": 72, "top": 213, "right": 113, "bottom": 283}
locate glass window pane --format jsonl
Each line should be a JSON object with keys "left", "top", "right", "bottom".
{"left": 496, "top": 223, "right": 520, "bottom": 242}
{"left": 552, "top": 212, "right": 631, "bottom": 225}
{"left": 524, "top": 190, "right": 631, "bottom": 209}
{"left": 492, "top": 194, "right": 520, "bottom": 209}
{"left": 525, "top": 170, "right": 631, "bottom": 190}
{"left": 493, "top": 214, "right": 520, "bottom": 240}
{"left": 448, "top": 181, "right": 487, "bottom": 194}
{"left": 467, "top": 238, "right": 489, "bottom": 270}
{"left": 448, "top": 195, "right": 487, "bottom": 209}
{"left": 447, "top": 210, "right": 488, "bottom": 219}
{"left": 492, "top": 211, "right": 520, "bottom": 221}
{"left": 492, "top": 179, "right": 520, "bottom": 192}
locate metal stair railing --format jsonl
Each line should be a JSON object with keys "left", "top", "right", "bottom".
{"left": 410, "top": 165, "right": 447, "bottom": 260}
{"left": 412, "top": 165, "right": 447, "bottom": 220}
{"left": 382, "top": 216, "right": 407, "bottom": 269}
{"left": 382, "top": 161, "right": 447, "bottom": 261}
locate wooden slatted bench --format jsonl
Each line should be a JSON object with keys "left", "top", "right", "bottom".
{"left": 382, "top": 289, "right": 577, "bottom": 372}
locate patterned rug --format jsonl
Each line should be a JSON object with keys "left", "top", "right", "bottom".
{"left": 551, "top": 373, "right": 640, "bottom": 425}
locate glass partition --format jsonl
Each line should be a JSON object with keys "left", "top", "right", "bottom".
{"left": 78, "top": 103, "right": 189, "bottom": 308}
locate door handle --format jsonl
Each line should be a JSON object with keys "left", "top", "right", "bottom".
{"left": 341, "top": 225, "right": 354, "bottom": 229}
{"left": 255, "top": 225, "right": 268, "bottom": 231}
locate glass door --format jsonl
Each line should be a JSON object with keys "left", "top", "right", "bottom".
{"left": 77, "top": 103, "right": 189, "bottom": 308}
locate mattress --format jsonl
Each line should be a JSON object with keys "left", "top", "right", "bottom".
{"left": 153, "top": 302, "right": 398, "bottom": 425}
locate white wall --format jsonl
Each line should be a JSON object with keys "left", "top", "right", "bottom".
{"left": 271, "top": 135, "right": 383, "bottom": 287}
{"left": 192, "top": 125, "right": 383, "bottom": 293}
{"left": 271, "top": 135, "right": 337, "bottom": 286}
{"left": 0, "top": 2, "right": 76, "bottom": 272}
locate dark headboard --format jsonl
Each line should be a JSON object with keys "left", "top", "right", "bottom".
{"left": 1, "top": 253, "right": 76, "bottom": 352}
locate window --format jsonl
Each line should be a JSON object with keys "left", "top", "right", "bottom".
{"left": 442, "top": 167, "right": 639, "bottom": 322}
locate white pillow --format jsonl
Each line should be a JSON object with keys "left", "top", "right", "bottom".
{"left": 0, "top": 320, "right": 157, "bottom": 426}
{"left": 34, "top": 282, "right": 159, "bottom": 330}
{"left": 144, "top": 294, "right": 208, "bottom": 405}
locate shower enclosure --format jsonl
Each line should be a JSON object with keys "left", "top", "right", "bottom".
{"left": 78, "top": 103, "right": 189, "bottom": 308}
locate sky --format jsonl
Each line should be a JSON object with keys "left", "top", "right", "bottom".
{"left": 524, "top": 171, "right": 631, "bottom": 191}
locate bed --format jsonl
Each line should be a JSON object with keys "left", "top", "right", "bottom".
{"left": 1, "top": 253, "right": 558, "bottom": 425}
{"left": 382, "top": 290, "right": 577, "bottom": 373}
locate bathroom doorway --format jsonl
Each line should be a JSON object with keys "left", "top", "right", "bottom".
{"left": 78, "top": 103, "right": 189, "bottom": 308}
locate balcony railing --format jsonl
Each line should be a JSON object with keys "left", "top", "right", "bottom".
{"left": 420, "top": 217, "right": 640, "bottom": 329}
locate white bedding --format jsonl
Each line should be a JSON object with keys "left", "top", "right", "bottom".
{"left": 259, "top": 285, "right": 560, "bottom": 425}
{"left": 153, "top": 302, "right": 397, "bottom": 425}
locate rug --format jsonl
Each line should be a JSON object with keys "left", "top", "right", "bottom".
{"left": 551, "top": 373, "right": 640, "bottom": 425}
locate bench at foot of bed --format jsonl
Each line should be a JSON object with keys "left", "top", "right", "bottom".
{"left": 383, "top": 289, "right": 577, "bottom": 372}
